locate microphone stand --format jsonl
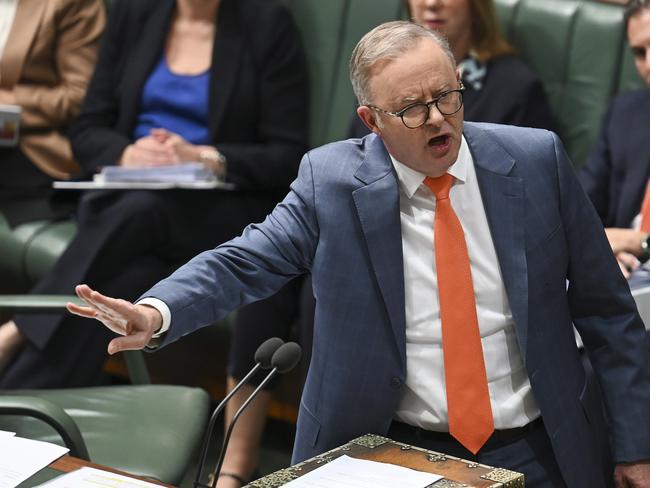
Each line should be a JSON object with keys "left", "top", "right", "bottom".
{"left": 209, "top": 367, "right": 280, "bottom": 488}
{"left": 193, "top": 363, "right": 265, "bottom": 488}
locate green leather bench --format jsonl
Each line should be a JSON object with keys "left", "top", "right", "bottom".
{"left": 494, "top": 0, "right": 645, "bottom": 167}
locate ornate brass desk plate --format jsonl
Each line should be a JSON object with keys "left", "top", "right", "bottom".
{"left": 246, "top": 434, "right": 524, "bottom": 487}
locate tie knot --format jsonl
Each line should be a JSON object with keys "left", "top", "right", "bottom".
{"left": 424, "top": 173, "right": 454, "bottom": 200}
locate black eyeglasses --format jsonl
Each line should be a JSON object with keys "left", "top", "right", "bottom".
{"left": 367, "top": 82, "right": 465, "bottom": 129}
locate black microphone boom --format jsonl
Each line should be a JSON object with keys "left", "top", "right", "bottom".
{"left": 210, "top": 342, "right": 302, "bottom": 487}
{"left": 193, "top": 337, "right": 284, "bottom": 488}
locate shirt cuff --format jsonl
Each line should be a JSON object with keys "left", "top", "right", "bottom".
{"left": 136, "top": 297, "right": 171, "bottom": 338}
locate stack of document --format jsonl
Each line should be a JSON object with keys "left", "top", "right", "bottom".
{"left": 282, "top": 455, "right": 442, "bottom": 488}
{"left": 96, "top": 163, "right": 217, "bottom": 183}
{"left": 0, "top": 431, "right": 68, "bottom": 487}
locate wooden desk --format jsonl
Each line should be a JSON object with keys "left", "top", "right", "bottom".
{"left": 19, "top": 455, "right": 173, "bottom": 487}
{"left": 247, "top": 434, "right": 524, "bottom": 488}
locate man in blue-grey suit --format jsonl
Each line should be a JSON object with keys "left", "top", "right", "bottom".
{"left": 69, "top": 21, "right": 650, "bottom": 488}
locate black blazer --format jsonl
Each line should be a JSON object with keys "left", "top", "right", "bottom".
{"left": 579, "top": 90, "right": 650, "bottom": 228}
{"left": 69, "top": 0, "right": 309, "bottom": 194}
{"left": 349, "top": 54, "right": 556, "bottom": 137}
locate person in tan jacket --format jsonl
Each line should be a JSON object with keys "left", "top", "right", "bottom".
{"left": 0, "top": 0, "right": 105, "bottom": 226}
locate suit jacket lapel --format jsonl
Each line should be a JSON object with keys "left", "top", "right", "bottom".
{"left": 119, "top": 1, "right": 175, "bottom": 131}
{"left": 352, "top": 136, "right": 407, "bottom": 365}
{"left": 209, "top": 0, "right": 242, "bottom": 138}
{"left": 0, "top": 0, "right": 45, "bottom": 88}
{"left": 464, "top": 124, "right": 530, "bottom": 359}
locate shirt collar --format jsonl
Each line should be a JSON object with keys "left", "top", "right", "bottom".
{"left": 389, "top": 135, "right": 471, "bottom": 199}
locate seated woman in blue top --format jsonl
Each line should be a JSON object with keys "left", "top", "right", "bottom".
{"left": 0, "top": 0, "right": 308, "bottom": 485}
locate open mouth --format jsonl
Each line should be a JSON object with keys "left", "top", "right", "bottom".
{"left": 428, "top": 135, "right": 449, "bottom": 147}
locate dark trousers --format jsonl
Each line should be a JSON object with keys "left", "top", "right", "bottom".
{"left": 2, "top": 189, "right": 280, "bottom": 388}
{"left": 388, "top": 419, "right": 567, "bottom": 488}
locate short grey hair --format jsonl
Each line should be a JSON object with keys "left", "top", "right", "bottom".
{"left": 349, "top": 20, "right": 456, "bottom": 105}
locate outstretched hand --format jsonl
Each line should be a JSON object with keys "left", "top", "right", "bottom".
{"left": 66, "top": 284, "right": 163, "bottom": 354}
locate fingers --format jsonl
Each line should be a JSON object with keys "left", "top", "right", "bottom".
{"left": 121, "top": 142, "right": 179, "bottom": 167}
{"left": 66, "top": 301, "right": 97, "bottom": 319}
{"left": 72, "top": 284, "right": 133, "bottom": 335}
{"left": 617, "top": 252, "right": 640, "bottom": 280}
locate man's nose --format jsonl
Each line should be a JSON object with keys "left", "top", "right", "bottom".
{"left": 424, "top": 104, "right": 445, "bottom": 127}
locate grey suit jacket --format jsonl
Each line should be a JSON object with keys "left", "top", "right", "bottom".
{"left": 145, "top": 122, "right": 650, "bottom": 488}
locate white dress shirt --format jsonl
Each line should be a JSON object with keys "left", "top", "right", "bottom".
{"left": 144, "top": 136, "right": 541, "bottom": 430}
{"left": 392, "top": 136, "right": 540, "bottom": 431}
{"left": 0, "top": 0, "right": 18, "bottom": 63}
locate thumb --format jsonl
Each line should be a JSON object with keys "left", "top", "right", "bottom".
{"left": 107, "top": 331, "right": 151, "bottom": 355}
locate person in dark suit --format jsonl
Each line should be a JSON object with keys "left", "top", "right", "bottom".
{"left": 348, "top": 0, "right": 556, "bottom": 138}
{"left": 70, "top": 21, "right": 650, "bottom": 488}
{"left": 0, "top": 0, "right": 307, "bottom": 480}
{"left": 580, "top": 0, "right": 650, "bottom": 279}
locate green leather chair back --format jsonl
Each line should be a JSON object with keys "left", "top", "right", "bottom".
{"left": 494, "top": 0, "right": 645, "bottom": 167}
{"left": 0, "top": 385, "right": 210, "bottom": 484}
{"left": 285, "top": 0, "right": 404, "bottom": 147}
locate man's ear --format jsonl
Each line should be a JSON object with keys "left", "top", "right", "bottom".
{"left": 357, "top": 106, "right": 382, "bottom": 135}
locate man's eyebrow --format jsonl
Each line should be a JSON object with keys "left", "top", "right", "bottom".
{"left": 394, "top": 84, "right": 453, "bottom": 105}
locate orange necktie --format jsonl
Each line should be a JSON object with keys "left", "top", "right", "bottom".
{"left": 424, "top": 174, "right": 494, "bottom": 454}
{"left": 639, "top": 180, "right": 650, "bottom": 233}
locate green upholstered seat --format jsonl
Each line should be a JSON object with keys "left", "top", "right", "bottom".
{"left": 286, "top": 0, "right": 404, "bottom": 147}
{"left": 494, "top": 0, "right": 645, "bottom": 167}
{"left": 0, "top": 385, "right": 210, "bottom": 484}
{"left": 0, "top": 293, "right": 207, "bottom": 485}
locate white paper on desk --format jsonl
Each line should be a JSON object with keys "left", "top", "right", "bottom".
{"left": 34, "top": 466, "right": 163, "bottom": 488}
{"left": 0, "top": 436, "right": 68, "bottom": 488}
{"left": 0, "top": 431, "right": 14, "bottom": 438}
{"left": 97, "top": 163, "right": 216, "bottom": 183}
{"left": 282, "top": 455, "right": 443, "bottom": 488}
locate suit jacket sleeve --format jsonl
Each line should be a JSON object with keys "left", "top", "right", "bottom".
{"left": 556, "top": 132, "right": 650, "bottom": 462}
{"left": 13, "top": 0, "right": 105, "bottom": 129}
{"left": 578, "top": 102, "right": 614, "bottom": 225}
{"left": 68, "top": 0, "right": 136, "bottom": 171}
{"left": 142, "top": 152, "right": 318, "bottom": 346}
{"left": 214, "top": 3, "right": 309, "bottom": 192}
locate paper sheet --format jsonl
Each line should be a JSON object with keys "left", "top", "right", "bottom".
{"left": 35, "top": 467, "right": 163, "bottom": 488}
{"left": 0, "top": 436, "right": 68, "bottom": 488}
{"left": 282, "top": 455, "right": 443, "bottom": 488}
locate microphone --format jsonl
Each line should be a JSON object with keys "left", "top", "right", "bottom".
{"left": 210, "top": 342, "right": 302, "bottom": 487}
{"left": 193, "top": 337, "right": 284, "bottom": 488}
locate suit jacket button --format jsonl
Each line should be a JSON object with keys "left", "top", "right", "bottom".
{"left": 390, "top": 377, "right": 403, "bottom": 389}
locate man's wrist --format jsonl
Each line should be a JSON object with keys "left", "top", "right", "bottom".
{"left": 135, "top": 298, "right": 171, "bottom": 338}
